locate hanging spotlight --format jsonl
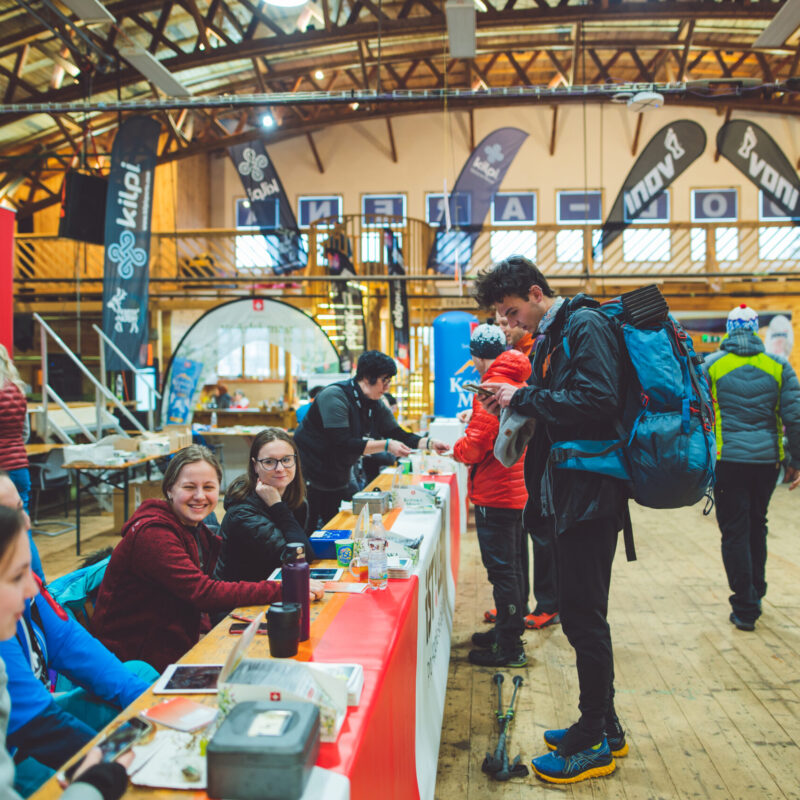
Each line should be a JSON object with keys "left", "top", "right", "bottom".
{"left": 261, "top": 113, "right": 275, "bottom": 128}
{"left": 315, "top": 69, "right": 324, "bottom": 80}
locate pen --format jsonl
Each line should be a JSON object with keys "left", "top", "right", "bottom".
{"left": 229, "top": 613, "right": 254, "bottom": 623}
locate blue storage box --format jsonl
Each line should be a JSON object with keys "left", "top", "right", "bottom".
{"left": 309, "top": 529, "right": 352, "bottom": 559}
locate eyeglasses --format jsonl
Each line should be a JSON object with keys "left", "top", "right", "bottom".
{"left": 253, "top": 455, "right": 297, "bottom": 470}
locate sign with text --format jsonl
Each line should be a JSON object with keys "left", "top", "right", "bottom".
{"left": 491, "top": 192, "right": 536, "bottom": 225}
{"left": 760, "top": 189, "right": 800, "bottom": 221}
{"left": 557, "top": 191, "right": 603, "bottom": 224}
{"left": 625, "top": 191, "right": 670, "bottom": 224}
{"left": 692, "top": 189, "right": 738, "bottom": 222}
{"left": 236, "top": 197, "right": 278, "bottom": 228}
{"left": 363, "top": 194, "right": 406, "bottom": 222}
{"left": 298, "top": 196, "right": 342, "bottom": 227}
{"left": 426, "top": 193, "right": 471, "bottom": 226}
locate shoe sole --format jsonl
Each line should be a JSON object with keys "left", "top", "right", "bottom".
{"left": 526, "top": 617, "right": 560, "bottom": 630}
{"left": 545, "top": 740, "right": 629, "bottom": 758}
{"left": 468, "top": 656, "right": 528, "bottom": 668}
{"left": 532, "top": 760, "right": 616, "bottom": 784}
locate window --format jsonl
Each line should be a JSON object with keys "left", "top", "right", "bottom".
{"left": 490, "top": 230, "right": 537, "bottom": 262}
{"left": 690, "top": 228, "right": 706, "bottom": 262}
{"left": 360, "top": 231, "right": 403, "bottom": 263}
{"left": 235, "top": 198, "right": 278, "bottom": 270}
{"left": 217, "top": 328, "right": 243, "bottom": 376}
{"left": 715, "top": 227, "right": 739, "bottom": 262}
{"left": 622, "top": 228, "right": 670, "bottom": 262}
{"left": 758, "top": 226, "right": 800, "bottom": 260}
{"left": 556, "top": 229, "right": 583, "bottom": 262}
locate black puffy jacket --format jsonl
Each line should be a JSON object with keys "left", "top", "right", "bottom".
{"left": 215, "top": 492, "right": 314, "bottom": 583}
{"left": 511, "top": 294, "right": 628, "bottom": 536}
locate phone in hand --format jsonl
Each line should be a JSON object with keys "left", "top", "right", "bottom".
{"left": 229, "top": 622, "right": 269, "bottom": 635}
{"left": 61, "top": 717, "right": 153, "bottom": 782}
{"left": 462, "top": 383, "right": 496, "bottom": 398}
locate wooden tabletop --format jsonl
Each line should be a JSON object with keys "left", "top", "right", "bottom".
{"left": 62, "top": 448, "right": 181, "bottom": 471}
{"left": 24, "top": 443, "right": 64, "bottom": 456}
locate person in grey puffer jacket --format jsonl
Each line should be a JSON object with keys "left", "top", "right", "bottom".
{"left": 703, "top": 304, "right": 800, "bottom": 632}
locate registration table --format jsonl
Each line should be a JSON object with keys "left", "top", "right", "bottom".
{"left": 32, "top": 470, "right": 464, "bottom": 800}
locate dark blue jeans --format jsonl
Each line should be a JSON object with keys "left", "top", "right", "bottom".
{"left": 714, "top": 460, "right": 779, "bottom": 623}
{"left": 474, "top": 505, "right": 525, "bottom": 650}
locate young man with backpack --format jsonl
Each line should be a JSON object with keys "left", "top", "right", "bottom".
{"left": 474, "top": 257, "right": 628, "bottom": 784}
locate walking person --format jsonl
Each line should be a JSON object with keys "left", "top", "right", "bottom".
{"left": 451, "top": 324, "right": 530, "bottom": 667}
{"left": 703, "top": 304, "right": 800, "bottom": 631}
{"left": 475, "top": 256, "right": 628, "bottom": 784}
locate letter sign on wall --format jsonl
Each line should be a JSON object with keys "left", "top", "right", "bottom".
{"left": 625, "top": 191, "right": 670, "bottom": 224}
{"left": 298, "top": 196, "right": 342, "bottom": 228}
{"left": 557, "top": 191, "right": 603, "bottom": 224}
{"left": 363, "top": 195, "right": 406, "bottom": 221}
{"left": 691, "top": 189, "right": 738, "bottom": 222}
{"left": 760, "top": 189, "right": 800, "bottom": 221}
{"left": 491, "top": 192, "right": 536, "bottom": 225}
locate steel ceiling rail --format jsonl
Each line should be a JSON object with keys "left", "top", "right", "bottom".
{"left": 0, "top": 79, "right": 781, "bottom": 115}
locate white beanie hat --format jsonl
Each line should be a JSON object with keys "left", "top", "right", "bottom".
{"left": 726, "top": 304, "right": 759, "bottom": 334}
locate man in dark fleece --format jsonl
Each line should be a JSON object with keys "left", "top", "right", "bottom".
{"left": 294, "top": 350, "right": 449, "bottom": 532}
{"left": 475, "top": 256, "right": 628, "bottom": 786}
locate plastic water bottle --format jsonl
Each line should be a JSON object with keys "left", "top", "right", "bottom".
{"left": 367, "top": 513, "right": 388, "bottom": 590}
{"left": 210, "top": 410, "right": 218, "bottom": 427}
{"left": 281, "top": 543, "right": 310, "bottom": 641}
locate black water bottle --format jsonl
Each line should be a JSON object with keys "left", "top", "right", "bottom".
{"left": 281, "top": 543, "right": 310, "bottom": 642}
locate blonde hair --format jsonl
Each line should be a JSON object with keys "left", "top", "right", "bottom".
{"left": 0, "top": 345, "right": 25, "bottom": 394}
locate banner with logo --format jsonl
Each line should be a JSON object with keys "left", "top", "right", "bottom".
{"left": 384, "top": 228, "right": 411, "bottom": 369}
{"left": 228, "top": 139, "right": 306, "bottom": 274}
{"left": 324, "top": 227, "right": 365, "bottom": 370}
{"left": 596, "top": 121, "right": 706, "bottom": 256}
{"left": 717, "top": 120, "right": 800, "bottom": 221}
{"left": 427, "top": 128, "right": 528, "bottom": 274}
{"left": 102, "top": 115, "right": 160, "bottom": 370}
{"left": 165, "top": 358, "right": 203, "bottom": 425}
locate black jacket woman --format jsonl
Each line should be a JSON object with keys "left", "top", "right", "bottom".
{"left": 216, "top": 428, "right": 316, "bottom": 583}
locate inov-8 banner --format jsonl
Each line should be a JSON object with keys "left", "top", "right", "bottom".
{"left": 102, "top": 115, "right": 160, "bottom": 369}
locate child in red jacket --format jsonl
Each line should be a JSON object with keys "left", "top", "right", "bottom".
{"left": 452, "top": 324, "right": 531, "bottom": 667}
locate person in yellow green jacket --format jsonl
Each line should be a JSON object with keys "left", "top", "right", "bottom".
{"left": 702, "top": 304, "right": 800, "bottom": 632}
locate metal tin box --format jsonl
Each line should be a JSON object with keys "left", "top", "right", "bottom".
{"left": 351, "top": 489, "right": 391, "bottom": 516}
{"left": 207, "top": 700, "right": 320, "bottom": 800}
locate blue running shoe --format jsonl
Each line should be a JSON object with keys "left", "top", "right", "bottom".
{"left": 531, "top": 740, "right": 616, "bottom": 784}
{"left": 544, "top": 724, "right": 629, "bottom": 757}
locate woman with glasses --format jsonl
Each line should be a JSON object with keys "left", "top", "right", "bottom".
{"left": 215, "top": 429, "right": 317, "bottom": 585}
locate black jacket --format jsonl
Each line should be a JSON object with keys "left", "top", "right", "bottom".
{"left": 215, "top": 492, "right": 314, "bottom": 583}
{"left": 511, "top": 294, "right": 628, "bottom": 536}
{"left": 294, "top": 378, "right": 420, "bottom": 491}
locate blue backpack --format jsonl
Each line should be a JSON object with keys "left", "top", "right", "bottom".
{"left": 549, "top": 285, "right": 716, "bottom": 560}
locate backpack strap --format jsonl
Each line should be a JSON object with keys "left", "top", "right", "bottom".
{"left": 622, "top": 504, "right": 636, "bottom": 562}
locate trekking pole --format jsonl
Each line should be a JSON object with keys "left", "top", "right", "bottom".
{"left": 491, "top": 675, "right": 529, "bottom": 781}
{"left": 482, "top": 673, "right": 506, "bottom": 774}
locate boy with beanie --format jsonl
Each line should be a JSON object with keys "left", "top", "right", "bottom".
{"left": 703, "top": 304, "right": 800, "bottom": 631}
{"left": 452, "top": 324, "right": 531, "bottom": 666}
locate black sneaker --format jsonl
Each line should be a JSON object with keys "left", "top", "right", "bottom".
{"left": 468, "top": 643, "right": 527, "bottom": 667}
{"left": 545, "top": 722, "right": 628, "bottom": 758}
{"left": 471, "top": 630, "right": 496, "bottom": 649}
{"left": 730, "top": 612, "right": 755, "bottom": 631}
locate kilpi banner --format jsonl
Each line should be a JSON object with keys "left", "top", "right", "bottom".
{"left": 716, "top": 120, "right": 800, "bottom": 221}
{"left": 384, "top": 228, "right": 410, "bottom": 369}
{"left": 427, "top": 128, "right": 528, "bottom": 274}
{"left": 596, "top": 121, "right": 706, "bottom": 256}
{"left": 228, "top": 138, "right": 306, "bottom": 274}
{"left": 102, "top": 115, "right": 160, "bottom": 369}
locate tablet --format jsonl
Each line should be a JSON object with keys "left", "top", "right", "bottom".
{"left": 268, "top": 567, "right": 343, "bottom": 582}
{"left": 152, "top": 664, "right": 223, "bottom": 694}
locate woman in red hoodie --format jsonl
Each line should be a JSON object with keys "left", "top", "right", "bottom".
{"left": 452, "top": 324, "right": 530, "bottom": 668}
{"left": 91, "top": 445, "right": 323, "bottom": 672}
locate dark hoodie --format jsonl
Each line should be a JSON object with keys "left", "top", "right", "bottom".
{"left": 91, "top": 499, "right": 281, "bottom": 672}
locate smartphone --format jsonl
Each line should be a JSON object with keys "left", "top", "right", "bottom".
{"left": 229, "top": 622, "right": 268, "bottom": 635}
{"left": 462, "top": 383, "right": 496, "bottom": 398}
{"left": 61, "top": 717, "right": 153, "bottom": 782}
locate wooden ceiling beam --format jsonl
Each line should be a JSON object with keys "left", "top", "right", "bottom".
{"left": 676, "top": 18, "right": 695, "bottom": 82}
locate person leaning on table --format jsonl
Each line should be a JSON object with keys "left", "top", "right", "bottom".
{"left": 0, "top": 506, "right": 129, "bottom": 800}
{"left": 90, "top": 445, "right": 324, "bottom": 673}
{"left": 294, "top": 350, "right": 450, "bottom": 532}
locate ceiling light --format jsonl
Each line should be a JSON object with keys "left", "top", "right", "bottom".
{"left": 261, "top": 113, "right": 275, "bottom": 128}
{"left": 315, "top": 70, "right": 324, "bottom": 80}
{"left": 58, "top": 0, "right": 115, "bottom": 23}
{"left": 118, "top": 44, "right": 191, "bottom": 97}
{"left": 753, "top": 0, "right": 800, "bottom": 48}
{"left": 445, "top": 0, "right": 476, "bottom": 58}
{"left": 350, "top": 101, "right": 359, "bottom": 110}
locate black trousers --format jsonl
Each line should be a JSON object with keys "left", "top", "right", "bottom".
{"left": 475, "top": 505, "right": 525, "bottom": 650}
{"left": 305, "top": 480, "right": 358, "bottom": 534}
{"left": 556, "top": 516, "right": 619, "bottom": 740}
{"left": 520, "top": 524, "right": 559, "bottom": 615}
{"left": 713, "top": 460, "right": 780, "bottom": 623}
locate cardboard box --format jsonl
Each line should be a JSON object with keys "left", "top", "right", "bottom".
{"left": 164, "top": 425, "right": 192, "bottom": 450}
{"left": 113, "top": 479, "right": 163, "bottom": 531}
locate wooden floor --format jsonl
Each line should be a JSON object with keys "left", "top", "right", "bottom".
{"left": 32, "top": 489, "right": 800, "bottom": 799}
{"left": 436, "top": 486, "right": 800, "bottom": 800}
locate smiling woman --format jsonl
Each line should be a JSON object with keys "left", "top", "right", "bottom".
{"left": 89, "top": 445, "right": 300, "bottom": 672}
